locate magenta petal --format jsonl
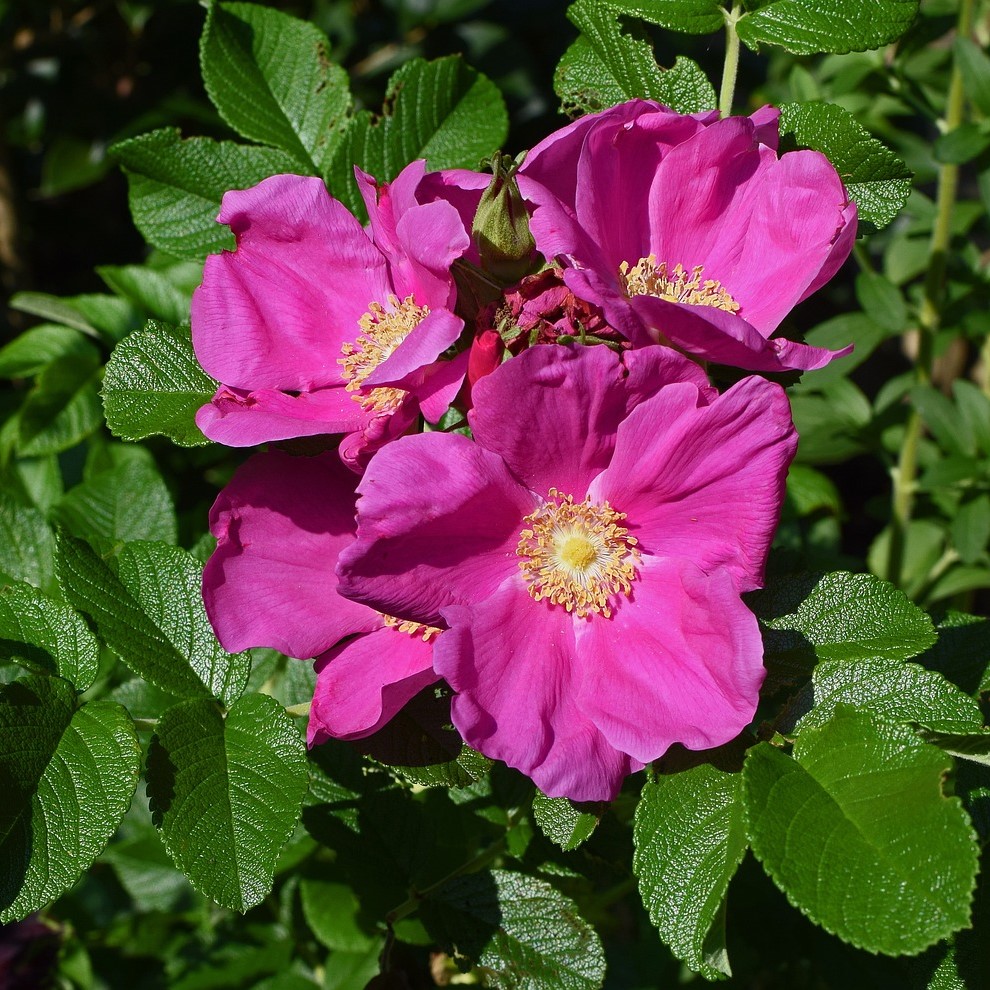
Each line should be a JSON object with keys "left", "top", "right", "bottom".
{"left": 576, "top": 558, "right": 765, "bottom": 764}
{"left": 337, "top": 432, "right": 539, "bottom": 626}
{"left": 204, "top": 450, "right": 380, "bottom": 657}
{"left": 438, "top": 588, "right": 640, "bottom": 802}
{"left": 363, "top": 309, "right": 464, "bottom": 390}
{"left": 590, "top": 375, "right": 796, "bottom": 591}
{"left": 195, "top": 385, "right": 370, "bottom": 446}
{"left": 798, "top": 199, "right": 858, "bottom": 304}
{"left": 417, "top": 349, "right": 470, "bottom": 424}
{"left": 468, "top": 343, "right": 713, "bottom": 499}
{"left": 308, "top": 625, "right": 439, "bottom": 744}
{"left": 192, "top": 174, "right": 390, "bottom": 391}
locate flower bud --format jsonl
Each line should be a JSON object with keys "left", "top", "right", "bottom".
{"left": 471, "top": 152, "right": 536, "bottom": 284}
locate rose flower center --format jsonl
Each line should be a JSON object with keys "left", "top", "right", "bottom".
{"left": 619, "top": 255, "right": 740, "bottom": 313}
{"left": 516, "top": 488, "right": 640, "bottom": 618}
{"left": 381, "top": 612, "right": 442, "bottom": 643}
{"left": 339, "top": 294, "right": 430, "bottom": 413}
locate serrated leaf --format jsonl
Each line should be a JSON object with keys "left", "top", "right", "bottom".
{"left": 750, "top": 571, "right": 937, "bottom": 688}
{"left": 555, "top": 1, "right": 716, "bottom": 116}
{"left": 744, "top": 708, "right": 978, "bottom": 955}
{"left": 737, "top": 0, "right": 919, "bottom": 55}
{"left": 0, "top": 583, "right": 99, "bottom": 691}
{"left": 532, "top": 793, "right": 602, "bottom": 852}
{"left": 97, "top": 262, "right": 201, "bottom": 325}
{"left": 0, "top": 494, "right": 55, "bottom": 590}
{"left": 53, "top": 458, "right": 178, "bottom": 546}
{"left": 633, "top": 766, "right": 747, "bottom": 979}
{"left": 420, "top": 868, "right": 606, "bottom": 989}
{"left": 778, "top": 101, "right": 912, "bottom": 229}
{"left": 110, "top": 129, "right": 301, "bottom": 261}
{"left": 56, "top": 535, "right": 250, "bottom": 706}
{"left": 200, "top": 2, "right": 351, "bottom": 174}
{"left": 0, "top": 325, "right": 95, "bottom": 379}
{"left": 325, "top": 56, "right": 507, "bottom": 213}
{"left": 793, "top": 658, "right": 984, "bottom": 735}
{"left": 146, "top": 694, "right": 308, "bottom": 912}
{"left": 102, "top": 321, "right": 216, "bottom": 447}
{"left": 600, "top": 0, "right": 724, "bottom": 33}
{"left": 0, "top": 676, "right": 140, "bottom": 921}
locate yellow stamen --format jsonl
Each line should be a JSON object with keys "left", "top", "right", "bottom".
{"left": 516, "top": 488, "right": 640, "bottom": 619}
{"left": 339, "top": 294, "right": 429, "bottom": 413}
{"left": 382, "top": 613, "right": 442, "bottom": 643}
{"left": 619, "top": 256, "right": 740, "bottom": 313}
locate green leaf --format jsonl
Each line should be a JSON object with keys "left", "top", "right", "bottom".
{"left": 0, "top": 494, "right": 55, "bottom": 590}
{"left": 420, "top": 868, "right": 606, "bottom": 989}
{"left": 300, "top": 876, "right": 377, "bottom": 952}
{"left": 146, "top": 694, "right": 308, "bottom": 912}
{"left": 16, "top": 349, "right": 103, "bottom": 456}
{"left": 737, "top": 0, "right": 919, "bottom": 55}
{"left": 0, "top": 676, "right": 140, "bottom": 922}
{"left": 918, "top": 611, "right": 990, "bottom": 697}
{"left": 200, "top": 2, "right": 351, "bottom": 175}
{"left": 110, "top": 129, "right": 300, "bottom": 261}
{"left": 952, "top": 380, "right": 990, "bottom": 458}
{"left": 934, "top": 123, "right": 990, "bottom": 166}
{"left": 800, "top": 313, "right": 886, "bottom": 386}
{"left": 750, "top": 571, "right": 937, "bottom": 688}
{"left": 56, "top": 535, "right": 251, "bottom": 706}
{"left": 919, "top": 729, "right": 990, "bottom": 767}
{"left": 778, "top": 102, "right": 912, "bottom": 229}
{"left": 532, "top": 793, "right": 603, "bottom": 852}
{"left": 325, "top": 56, "right": 508, "bottom": 213}
{"left": 792, "top": 658, "right": 984, "bottom": 735}
{"left": 555, "top": 1, "right": 716, "bottom": 116}
{"left": 633, "top": 766, "right": 748, "bottom": 979}
{"left": 744, "top": 708, "right": 978, "bottom": 955}
{"left": 911, "top": 385, "right": 974, "bottom": 457}
{"left": 601, "top": 0, "right": 724, "bottom": 33}
{"left": 53, "top": 458, "right": 178, "bottom": 546}
{"left": 0, "top": 582, "right": 100, "bottom": 691}
{"left": 97, "top": 261, "right": 201, "bottom": 325}
{"left": 9, "top": 291, "right": 137, "bottom": 342}
{"left": 855, "top": 272, "right": 907, "bottom": 333}
{"left": 951, "top": 494, "right": 990, "bottom": 565}
{"left": 0, "top": 325, "right": 94, "bottom": 379}
{"left": 102, "top": 321, "right": 216, "bottom": 447}
{"left": 954, "top": 37, "right": 990, "bottom": 117}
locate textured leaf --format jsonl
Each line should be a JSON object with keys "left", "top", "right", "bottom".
{"left": 744, "top": 708, "right": 978, "bottom": 955}
{"left": 737, "top": 0, "right": 919, "bottom": 55}
{"left": 200, "top": 2, "right": 351, "bottom": 174}
{"left": 421, "top": 869, "right": 606, "bottom": 989}
{"left": 111, "top": 129, "right": 300, "bottom": 260}
{"left": 532, "top": 793, "right": 602, "bottom": 852}
{"left": 0, "top": 676, "right": 140, "bottom": 921}
{"left": 325, "top": 56, "right": 507, "bottom": 213}
{"left": 919, "top": 729, "right": 990, "bottom": 767}
{"left": 146, "top": 694, "right": 308, "bottom": 912}
{"left": 56, "top": 535, "right": 250, "bottom": 706}
{"left": 633, "top": 766, "right": 747, "bottom": 979}
{"left": 600, "top": 0, "right": 724, "bottom": 33}
{"left": 555, "top": 1, "right": 716, "bottom": 116}
{"left": 0, "top": 583, "right": 99, "bottom": 691}
{"left": 53, "top": 458, "right": 178, "bottom": 546}
{"left": 751, "top": 571, "right": 937, "bottom": 689}
{"left": 779, "top": 102, "right": 912, "bottom": 229}
{"left": 0, "top": 494, "right": 55, "bottom": 590}
{"left": 103, "top": 321, "right": 216, "bottom": 447}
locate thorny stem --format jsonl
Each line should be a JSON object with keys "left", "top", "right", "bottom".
{"left": 719, "top": 3, "right": 743, "bottom": 117}
{"left": 887, "top": 0, "right": 974, "bottom": 588}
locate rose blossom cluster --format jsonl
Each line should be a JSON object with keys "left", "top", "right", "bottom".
{"left": 193, "top": 100, "right": 855, "bottom": 802}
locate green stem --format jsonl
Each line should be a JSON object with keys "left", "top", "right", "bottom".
{"left": 886, "top": 0, "right": 973, "bottom": 588}
{"left": 284, "top": 701, "right": 311, "bottom": 718}
{"left": 719, "top": 4, "right": 743, "bottom": 117}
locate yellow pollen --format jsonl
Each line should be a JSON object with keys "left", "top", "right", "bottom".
{"left": 619, "top": 255, "right": 740, "bottom": 313}
{"left": 382, "top": 613, "right": 442, "bottom": 643}
{"left": 339, "top": 294, "right": 429, "bottom": 413}
{"left": 516, "top": 488, "right": 640, "bottom": 619}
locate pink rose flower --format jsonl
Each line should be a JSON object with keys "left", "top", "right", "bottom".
{"left": 338, "top": 344, "right": 798, "bottom": 801}
{"left": 202, "top": 449, "right": 438, "bottom": 744}
{"left": 517, "top": 101, "right": 857, "bottom": 373}
{"left": 191, "top": 162, "right": 472, "bottom": 467}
